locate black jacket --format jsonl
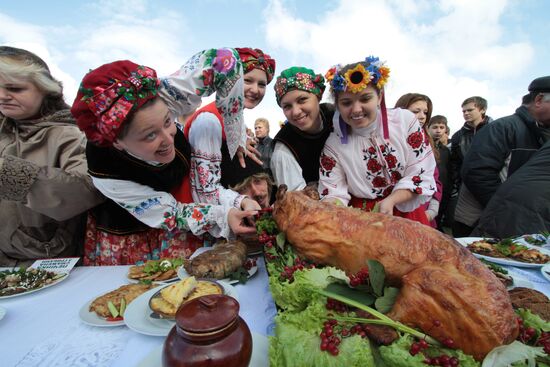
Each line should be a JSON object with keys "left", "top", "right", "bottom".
{"left": 449, "top": 116, "right": 491, "bottom": 195}
{"left": 473, "top": 139, "right": 550, "bottom": 238}
{"left": 462, "top": 106, "right": 544, "bottom": 207}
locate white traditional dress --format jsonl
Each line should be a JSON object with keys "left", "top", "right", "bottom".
{"left": 318, "top": 108, "right": 436, "bottom": 221}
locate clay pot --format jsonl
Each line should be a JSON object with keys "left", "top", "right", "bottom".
{"left": 162, "top": 294, "right": 252, "bottom": 367}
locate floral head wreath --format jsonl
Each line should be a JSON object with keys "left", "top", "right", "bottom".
{"left": 325, "top": 56, "right": 390, "bottom": 94}
{"left": 326, "top": 56, "right": 391, "bottom": 140}
{"left": 71, "top": 60, "right": 160, "bottom": 146}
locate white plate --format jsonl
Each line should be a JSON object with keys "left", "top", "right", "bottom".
{"left": 79, "top": 298, "right": 126, "bottom": 327}
{"left": 455, "top": 237, "right": 550, "bottom": 268}
{"left": 0, "top": 306, "right": 6, "bottom": 321}
{"left": 125, "top": 281, "right": 238, "bottom": 337}
{"left": 0, "top": 271, "right": 69, "bottom": 299}
{"left": 177, "top": 263, "right": 257, "bottom": 285}
{"left": 137, "top": 331, "right": 269, "bottom": 367}
{"left": 541, "top": 264, "right": 550, "bottom": 283}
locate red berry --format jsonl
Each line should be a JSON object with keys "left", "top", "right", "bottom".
{"left": 442, "top": 337, "right": 455, "bottom": 348}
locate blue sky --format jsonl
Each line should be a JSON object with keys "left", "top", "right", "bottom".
{"left": 1, "top": 0, "right": 549, "bottom": 135}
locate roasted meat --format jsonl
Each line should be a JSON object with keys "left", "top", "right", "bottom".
{"left": 509, "top": 287, "right": 550, "bottom": 321}
{"left": 184, "top": 240, "right": 247, "bottom": 279}
{"left": 273, "top": 186, "right": 519, "bottom": 360}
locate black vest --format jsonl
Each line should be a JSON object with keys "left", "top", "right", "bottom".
{"left": 273, "top": 103, "right": 334, "bottom": 184}
{"left": 86, "top": 128, "right": 191, "bottom": 235}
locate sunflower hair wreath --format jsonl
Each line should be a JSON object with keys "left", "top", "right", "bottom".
{"left": 325, "top": 56, "right": 390, "bottom": 93}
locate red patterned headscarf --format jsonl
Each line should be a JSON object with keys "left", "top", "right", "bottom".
{"left": 71, "top": 60, "right": 160, "bottom": 146}
{"left": 236, "top": 47, "right": 276, "bottom": 84}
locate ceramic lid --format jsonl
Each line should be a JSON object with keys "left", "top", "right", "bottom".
{"left": 176, "top": 294, "right": 239, "bottom": 334}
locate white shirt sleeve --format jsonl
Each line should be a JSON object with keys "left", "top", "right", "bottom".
{"left": 91, "top": 176, "right": 230, "bottom": 239}
{"left": 187, "top": 112, "right": 245, "bottom": 209}
{"left": 393, "top": 119, "right": 437, "bottom": 212}
{"left": 270, "top": 141, "right": 306, "bottom": 191}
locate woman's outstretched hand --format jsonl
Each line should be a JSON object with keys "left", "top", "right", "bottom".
{"left": 227, "top": 208, "right": 258, "bottom": 235}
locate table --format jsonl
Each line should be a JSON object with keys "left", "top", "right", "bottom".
{"left": 0, "top": 257, "right": 277, "bottom": 367}
{"left": 2, "top": 239, "right": 550, "bottom": 366}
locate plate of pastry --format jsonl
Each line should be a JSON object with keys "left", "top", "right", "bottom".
{"left": 455, "top": 237, "right": 550, "bottom": 268}
{"left": 80, "top": 283, "right": 156, "bottom": 327}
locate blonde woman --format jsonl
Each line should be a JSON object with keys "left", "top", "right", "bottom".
{"left": 0, "top": 46, "right": 103, "bottom": 266}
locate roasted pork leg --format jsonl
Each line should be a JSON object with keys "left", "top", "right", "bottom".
{"left": 273, "top": 186, "right": 518, "bottom": 360}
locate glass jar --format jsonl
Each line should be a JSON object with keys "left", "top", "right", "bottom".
{"left": 162, "top": 294, "right": 252, "bottom": 367}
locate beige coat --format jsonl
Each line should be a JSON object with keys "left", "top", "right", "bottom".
{"left": 0, "top": 110, "right": 104, "bottom": 267}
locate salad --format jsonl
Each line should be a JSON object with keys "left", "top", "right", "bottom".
{"left": 0, "top": 268, "right": 65, "bottom": 296}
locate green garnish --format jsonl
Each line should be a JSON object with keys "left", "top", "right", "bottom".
{"left": 480, "top": 259, "right": 508, "bottom": 274}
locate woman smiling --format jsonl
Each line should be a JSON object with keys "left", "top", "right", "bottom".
{"left": 72, "top": 51, "right": 258, "bottom": 265}
{"left": 318, "top": 57, "right": 436, "bottom": 224}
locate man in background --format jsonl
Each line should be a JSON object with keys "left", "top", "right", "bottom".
{"left": 449, "top": 96, "right": 492, "bottom": 237}
{"left": 463, "top": 76, "right": 550, "bottom": 237}
{"left": 254, "top": 117, "right": 273, "bottom": 175}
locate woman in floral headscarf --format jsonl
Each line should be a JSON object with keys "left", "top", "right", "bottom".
{"left": 318, "top": 57, "right": 436, "bottom": 225}
{"left": 183, "top": 48, "right": 276, "bottom": 212}
{"left": 72, "top": 49, "right": 258, "bottom": 265}
{"left": 271, "top": 67, "right": 335, "bottom": 191}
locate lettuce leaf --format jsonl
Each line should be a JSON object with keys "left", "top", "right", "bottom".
{"left": 269, "top": 266, "right": 348, "bottom": 312}
{"left": 516, "top": 308, "right": 550, "bottom": 333}
{"left": 481, "top": 341, "right": 545, "bottom": 367}
{"left": 269, "top": 301, "right": 375, "bottom": 367}
{"left": 379, "top": 334, "right": 480, "bottom": 367}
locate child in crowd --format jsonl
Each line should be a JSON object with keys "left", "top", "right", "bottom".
{"left": 318, "top": 57, "right": 436, "bottom": 225}
{"left": 428, "top": 115, "right": 452, "bottom": 229}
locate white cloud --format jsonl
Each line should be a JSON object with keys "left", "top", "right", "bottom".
{"left": 1, "top": 0, "right": 538, "bottom": 137}
{"left": 1, "top": 1, "right": 193, "bottom": 104}
{"left": 261, "top": 0, "right": 534, "bottom": 134}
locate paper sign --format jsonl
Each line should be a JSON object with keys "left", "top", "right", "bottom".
{"left": 30, "top": 257, "right": 79, "bottom": 273}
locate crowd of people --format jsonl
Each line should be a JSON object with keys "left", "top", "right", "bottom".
{"left": 0, "top": 44, "right": 548, "bottom": 267}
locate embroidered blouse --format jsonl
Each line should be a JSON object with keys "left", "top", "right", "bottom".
{"left": 159, "top": 48, "right": 246, "bottom": 160}
{"left": 318, "top": 108, "right": 436, "bottom": 213}
{"left": 186, "top": 107, "right": 246, "bottom": 208}
{"left": 91, "top": 173, "right": 230, "bottom": 239}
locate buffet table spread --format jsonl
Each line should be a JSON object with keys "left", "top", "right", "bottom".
{"left": 0, "top": 257, "right": 277, "bottom": 367}
{"left": 2, "top": 235, "right": 550, "bottom": 367}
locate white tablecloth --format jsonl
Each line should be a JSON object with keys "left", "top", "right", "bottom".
{"left": 2, "top": 239, "right": 550, "bottom": 366}
{"left": 0, "top": 257, "right": 276, "bottom": 367}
